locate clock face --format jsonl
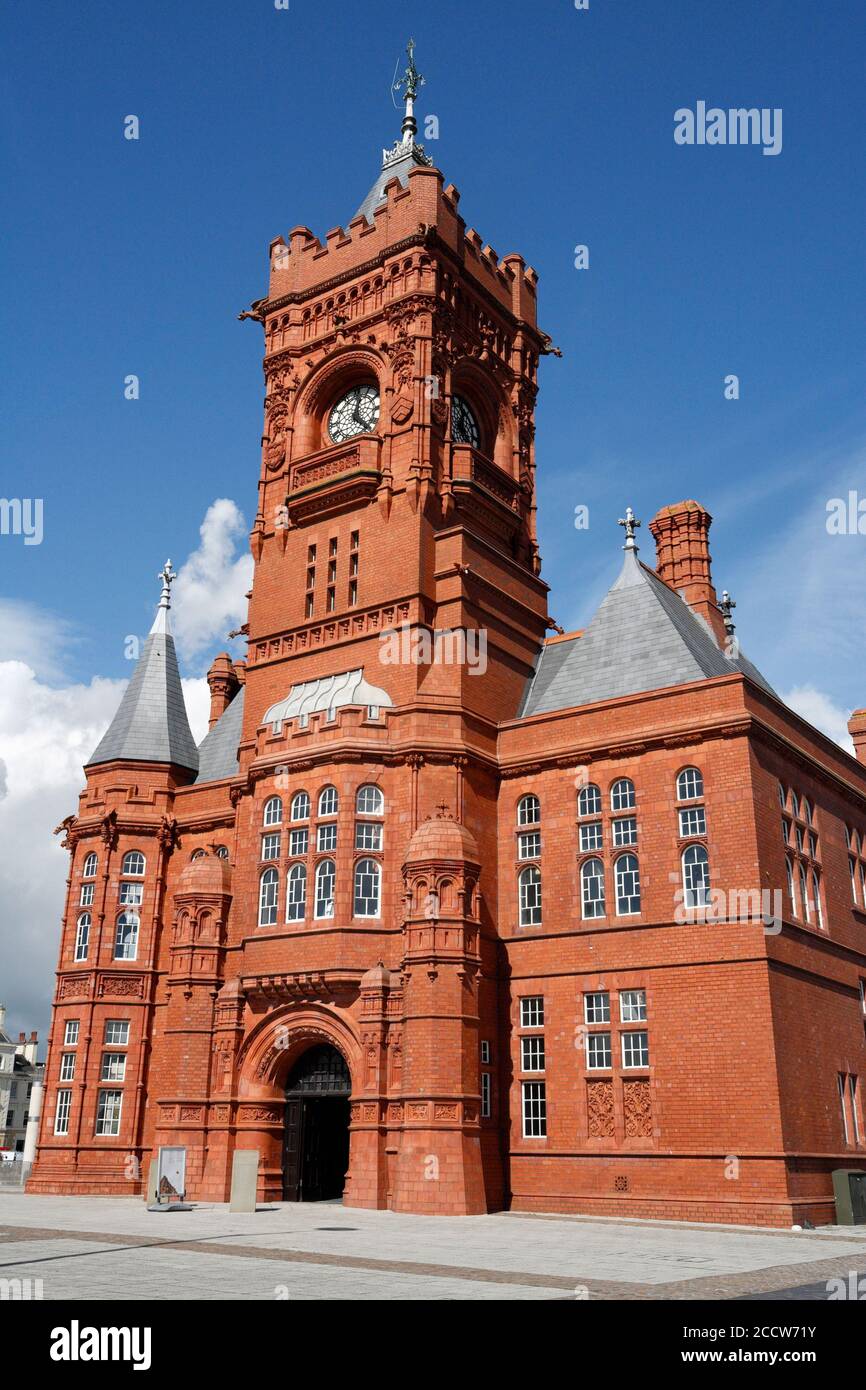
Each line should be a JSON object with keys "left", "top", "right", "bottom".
{"left": 328, "top": 384, "right": 380, "bottom": 444}
{"left": 451, "top": 394, "right": 480, "bottom": 448}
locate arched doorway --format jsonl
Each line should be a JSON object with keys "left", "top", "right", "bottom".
{"left": 283, "top": 1044, "right": 351, "bottom": 1202}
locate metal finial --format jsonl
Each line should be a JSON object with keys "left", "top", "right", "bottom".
{"left": 719, "top": 590, "right": 737, "bottom": 634}
{"left": 393, "top": 37, "right": 425, "bottom": 143}
{"left": 618, "top": 507, "right": 641, "bottom": 552}
{"left": 157, "top": 559, "right": 176, "bottom": 610}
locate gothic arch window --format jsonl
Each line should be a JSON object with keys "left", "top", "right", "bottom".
{"left": 581, "top": 858, "right": 605, "bottom": 919}
{"left": 318, "top": 786, "right": 338, "bottom": 817}
{"left": 122, "top": 850, "right": 145, "bottom": 876}
{"left": 258, "top": 868, "right": 278, "bottom": 927}
{"left": 518, "top": 865, "right": 542, "bottom": 927}
{"left": 82, "top": 853, "right": 98, "bottom": 878}
{"left": 74, "top": 913, "right": 90, "bottom": 962}
{"left": 682, "top": 845, "right": 710, "bottom": 908}
{"left": 811, "top": 870, "right": 824, "bottom": 930}
{"left": 517, "top": 794, "right": 540, "bottom": 827}
{"left": 290, "top": 791, "right": 310, "bottom": 822}
{"left": 451, "top": 394, "right": 480, "bottom": 449}
{"left": 114, "top": 911, "right": 139, "bottom": 961}
{"left": 354, "top": 858, "right": 381, "bottom": 918}
{"left": 286, "top": 864, "right": 307, "bottom": 923}
{"left": 315, "top": 859, "right": 336, "bottom": 919}
{"left": 190, "top": 849, "right": 206, "bottom": 861}
{"left": 799, "top": 864, "right": 811, "bottom": 923}
{"left": 615, "top": 853, "right": 641, "bottom": 916}
{"left": 578, "top": 783, "right": 601, "bottom": 817}
{"left": 263, "top": 796, "right": 283, "bottom": 827}
{"left": 676, "top": 767, "right": 704, "bottom": 801}
{"left": 611, "top": 779, "right": 635, "bottom": 812}
{"left": 215, "top": 845, "right": 229, "bottom": 860}
{"left": 356, "top": 784, "right": 383, "bottom": 816}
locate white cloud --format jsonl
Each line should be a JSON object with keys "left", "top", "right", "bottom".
{"left": 171, "top": 499, "right": 253, "bottom": 667}
{"left": 781, "top": 685, "right": 855, "bottom": 753}
{"left": 0, "top": 598, "right": 79, "bottom": 682}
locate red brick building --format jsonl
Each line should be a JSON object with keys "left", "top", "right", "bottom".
{"left": 29, "top": 53, "right": 866, "bottom": 1224}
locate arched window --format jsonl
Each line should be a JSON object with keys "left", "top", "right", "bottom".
{"left": 354, "top": 858, "right": 381, "bottom": 917}
{"left": 286, "top": 864, "right": 307, "bottom": 922}
{"left": 786, "top": 858, "right": 797, "bottom": 916}
{"left": 190, "top": 848, "right": 206, "bottom": 861}
{"left": 318, "top": 786, "right": 338, "bottom": 817}
{"left": 121, "top": 850, "right": 145, "bottom": 877}
{"left": 263, "top": 796, "right": 283, "bottom": 827}
{"left": 74, "top": 913, "right": 90, "bottom": 962}
{"left": 517, "top": 794, "right": 541, "bottom": 827}
{"left": 581, "top": 858, "right": 605, "bottom": 919}
{"left": 315, "top": 859, "right": 336, "bottom": 918}
{"left": 258, "top": 868, "right": 278, "bottom": 927}
{"left": 790, "top": 791, "right": 800, "bottom": 819}
{"left": 803, "top": 799, "right": 813, "bottom": 826}
{"left": 615, "top": 854, "right": 641, "bottom": 915}
{"left": 82, "top": 853, "right": 98, "bottom": 878}
{"left": 811, "top": 871, "right": 824, "bottom": 929}
{"left": 114, "top": 911, "right": 139, "bottom": 960}
{"left": 215, "top": 845, "right": 229, "bottom": 860}
{"left": 578, "top": 783, "right": 601, "bottom": 817}
{"left": 518, "top": 865, "right": 542, "bottom": 926}
{"left": 682, "top": 845, "right": 710, "bottom": 908}
{"left": 356, "top": 784, "right": 384, "bottom": 816}
{"left": 611, "top": 779, "right": 635, "bottom": 812}
{"left": 799, "top": 864, "right": 811, "bottom": 923}
{"left": 290, "top": 791, "right": 310, "bottom": 822}
{"left": 778, "top": 783, "right": 787, "bottom": 808}
{"left": 676, "top": 767, "right": 704, "bottom": 801}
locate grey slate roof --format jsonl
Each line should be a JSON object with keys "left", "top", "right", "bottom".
{"left": 519, "top": 548, "right": 775, "bottom": 718}
{"left": 87, "top": 615, "right": 199, "bottom": 772}
{"left": 194, "top": 687, "right": 245, "bottom": 784}
{"left": 354, "top": 140, "right": 432, "bottom": 224}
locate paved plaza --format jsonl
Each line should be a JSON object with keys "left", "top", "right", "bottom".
{"left": 1, "top": 1194, "right": 865, "bottom": 1300}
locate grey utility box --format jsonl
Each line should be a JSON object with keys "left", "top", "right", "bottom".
{"left": 831, "top": 1169, "right": 866, "bottom": 1225}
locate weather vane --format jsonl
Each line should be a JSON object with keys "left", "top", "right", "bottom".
{"left": 393, "top": 37, "right": 424, "bottom": 143}
{"left": 618, "top": 507, "right": 641, "bottom": 551}
{"left": 157, "top": 559, "right": 176, "bottom": 608}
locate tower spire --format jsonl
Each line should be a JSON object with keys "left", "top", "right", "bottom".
{"left": 394, "top": 37, "right": 424, "bottom": 144}
{"left": 151, "top": 559, "right": 176, "bottom": 635}
{"left": 618, "top": 506, "right": 641, "bottom": 552}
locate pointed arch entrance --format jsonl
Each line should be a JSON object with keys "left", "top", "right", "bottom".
{"left": 283, "top": 1043, "right": 351, "bottom": 1202}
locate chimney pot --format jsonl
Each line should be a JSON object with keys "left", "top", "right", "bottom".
{"left": 649, "top": 500, "right": 727, "bottom": 647}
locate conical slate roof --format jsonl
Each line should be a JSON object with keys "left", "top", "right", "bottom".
{"left": 520, "top": 546, "right": 775, "bottom": 718}
{"left": 87, "top": 567, "right": 199, "bottom": 773}
{"left": 355, "top": 139, "right": 433, "bottom": 224}
{"left": 195, "top": 686, "right": 244, "bottom": 783}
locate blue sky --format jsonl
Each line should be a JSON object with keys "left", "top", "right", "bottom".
{"left": 2, "top": 0, "right": 866, "bottom": 1038}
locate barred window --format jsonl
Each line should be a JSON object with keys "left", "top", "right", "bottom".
{"left": 258, "top": 869, "right": 279, "bottom": 927}
{"left": 263, "top": 796, "right": 283, "bottom": 827}
{"left": 286, "top": 864, "right": 307, "bottom": 922}
{"left": 355, "top": 821, "right": 383, "bottom": 852}
{"left": 678, "top": 806, "right": 706, "bottom": 838}
{"left": 612, "top": 816, "right": 638, "bottom": 847}
{"left": 521, "top": 1081, "right": 547, "bottom": 1138}
{"left": 356, "top": 784, "right": 384, "bottom": 816}
{"left": 74, "top": 913, "right": 90, "bottom": 962}
{"left": 354, "top": 858, "right": 381, "bottom": 917}
{"left": 518, "top": 865, "right": 542, "bottom": 926}
{"left": 682, "top": 845, "right": 710, "bottom": 908}
{"left": 586, "top": 1033, "right": 612, "bottom": 1070}
{"left": 121, "top": 850, "right": 145, "bottom": 877}
{"left": 619, "top": 989, "right": 646, "bottom": 1022}
{"left": 584, "top": 991, "right": 609, "bottom": 1024}
{"left": 317, "top": 823, "right": 337, "bottom": 853}
{"left": 578, "top": 783, "right": 601, "bottom": 817}
{"left": 315, "top": 859, "right": 335, "bottom": 918}
{"left": 519, "top": 997, "right": 544, "bottom": 1028}
{"left": 318, "top": 786, "right": 338, "bottom": 817}
{"left": 520, "top": 1036, "right": 545, "bottom": 1072}
{"left": 581, "top": 857, "right": 606, "bottom": 919}
{"left": 82, "top": 852, "right": 98, "bottom": 878}
{"left": 290, "top": 791, "right": 310, "bottom": 822}
{"left": 615, "top": 854, "right": 641, "bottom": 915}
{"left": 676, "top": 767, "right": 704, "bottom": 801}
{"left": 95, "top": 1090, "right": 123, "bottom": 1137}
{"left": 622, "top": 1031, "right": 650, "bottom": 1069}
{"left": 261, "top": 832, "right": 280, "bottom": 861}
{"left": 114, "top": 912, "right": 139, "bottom": 961}
{"left": 517, "top": 794, "right": 541, "bottom": 826}
{"left": 611, "top": 778, "right": 635, "bottom": 811}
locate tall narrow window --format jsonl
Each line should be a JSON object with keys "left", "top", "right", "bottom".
{"left": 315, "top": 859, "right": 336, "bottom": 918}
{"left": 54, "top": 1090, "right": 72, "bottom": 1137}
{"left": 517, "top": 794, "right": 540, "bottom": 826}
{"left": 521, "top": 1081, "right": 547, "bottom": 1138}
{"left": 518, "top": 865, "right": 542, "bottom": 927}
{"left": 74, "top": 913, "right": 90, "bottom": 962}
{"left": 578, "top": 783, "right": 601, "bottom": 817}
{"left": 611, "top": 778, "right": 636, "bottom": 811}
{"left": 263, "top": 796, "right": 283, "bottom": 827}
{"left": 95, "top": 1090, "right": 123, "bottom": 1138}
{"left": 290, "top": 791, "right": 310, "bottom": 822}
{"left": 354, "top": 858, "right": 381, "bottom": 917}
{"left": 839, "top": 1072, "right": 851, "bottom": 1145}
{"left": 258, "top": 869, "right": 278, "bottom": 927}
{"left": 682, "top": 844, "right": 710, "bottom": 908}
{"left": 786, "top": 858, "right": 796, "bottom": 916}
{"left": 82, "top": 852, "right": 98, "bottom": 878}
{"left": 581, "top": 857, "right": 605, "bottom": 919}
{"left": 799, "top": 864, "right": 811, "bottom": 923}
{"left": 615, "top": 853, "right": 641, "bottom": 915}
{"left": 318, "top": 786, "right": 338, "bottom": 817}
{"left": 286, "top": 864, "right": 307, "bottom": 922}
{"left": 811, "top": 871, "right": 824, "bottom": 930}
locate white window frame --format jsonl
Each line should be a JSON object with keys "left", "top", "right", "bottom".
{"left": 353, "top": 857, "right": 381, "bottom": 918}
{"left": 104, "top": 1020, "right": 129, "bottom": 1046}
{"left": 54, "top": 1089, "right": 72, "bottom": 1136}
{"left": 121, "top": 850, "right": 145, "bottom": 877}
{"left": 518, "top": 865, "right": 542, "bottom": 927}
{"left": 584, "top": 992, "right": 610, "bottom": 1024}
{"left": 520, "top": 1035, "right": 545, "bottom": 1073}
{"left": 581, "top": 857, "right": 606, "bottom": 919}
{"left": 74, "top": 913, "right": 90, "bottom": 962}
{"left": 621, "top": 1031, "right": 650, "bottom": 1069}
{"left": 95, "top": 1090, "right": 123, "bottom": 1138}
{"left": 676, "top": 767, "right": 704, "bottom": 801}
{"left": 519, "top": 997, "right": 544, "bottom": 1029}
{"left": 521, "top": 1080, "right": 547, "bottom": 1138}
{"left": 579, "top": 821, "right": 603, "bottom": 853}
{"left": 613, "top": 816, "right": 638, "bottom": 847}
{"left": 286, "top": 863, "right": 307, "bottom": 922}
{"left": 263, "top": 796, "right": 283, "bottom": 827}
{"left": 290, "top": 791, "right": 311, "bottom": 822}
{"left": 261, "top": 832, "right": 281, "bottom": 861}
{"left": 678, "top": 806, "right": 707, "bottom": 838}
{"left": 101, "top": 1053, "right": 127, "bottom": 1083}
{"left": 356, "top": 784, "right": 384, "bottom": 817}
{"left": 611, "top": 778, "right": 635, "bottom": 812}
{"left": 615, "top": 853, "right": 641, "bottom": 916}
{"left": 586, "top": 1032, "right": 612, "bottom": 1070}
{"left": 317, "top": 823, "right": 337, "bottom": 853}
{"left": 318, "top": 786, "right": 338, "bottom": 817}
{"left": 258, "top": 869, "right": 279, "bottom": 927}
{"left": 619, "top": 989, "right": 647, "bottom": 1022}
{"left": 517, "top": 794, "right": 540, "bottom": 827}
{"left": 63, "top": 1020, "right": 80, "bottom": 1046}
{"left": 315, "top": 859, "right": 336, "bottom": 919}
{"left": 578, "top": 784, "right": 601, "bottom": 817}
{"left": 354, "top": 821, "right": 383, "bottom": 852}
{"left": 59, "top": 1053, "right": 75, "bottom": 1082}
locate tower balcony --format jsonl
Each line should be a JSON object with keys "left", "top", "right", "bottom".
{"left": 286, "top": 436, "right": 382, "bottom": 524}
{"left": 450, "top": 444, "right": 522, "bottom": 515}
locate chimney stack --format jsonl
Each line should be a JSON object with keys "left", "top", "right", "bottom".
{"left": 649, "top": 500, "right": 728, "bottom": 647}
{"left": 206, "top": 652, "right": 241, "bottom": 729}
{"left": 848, "top": 709, "right": 866, "bottom": 765}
